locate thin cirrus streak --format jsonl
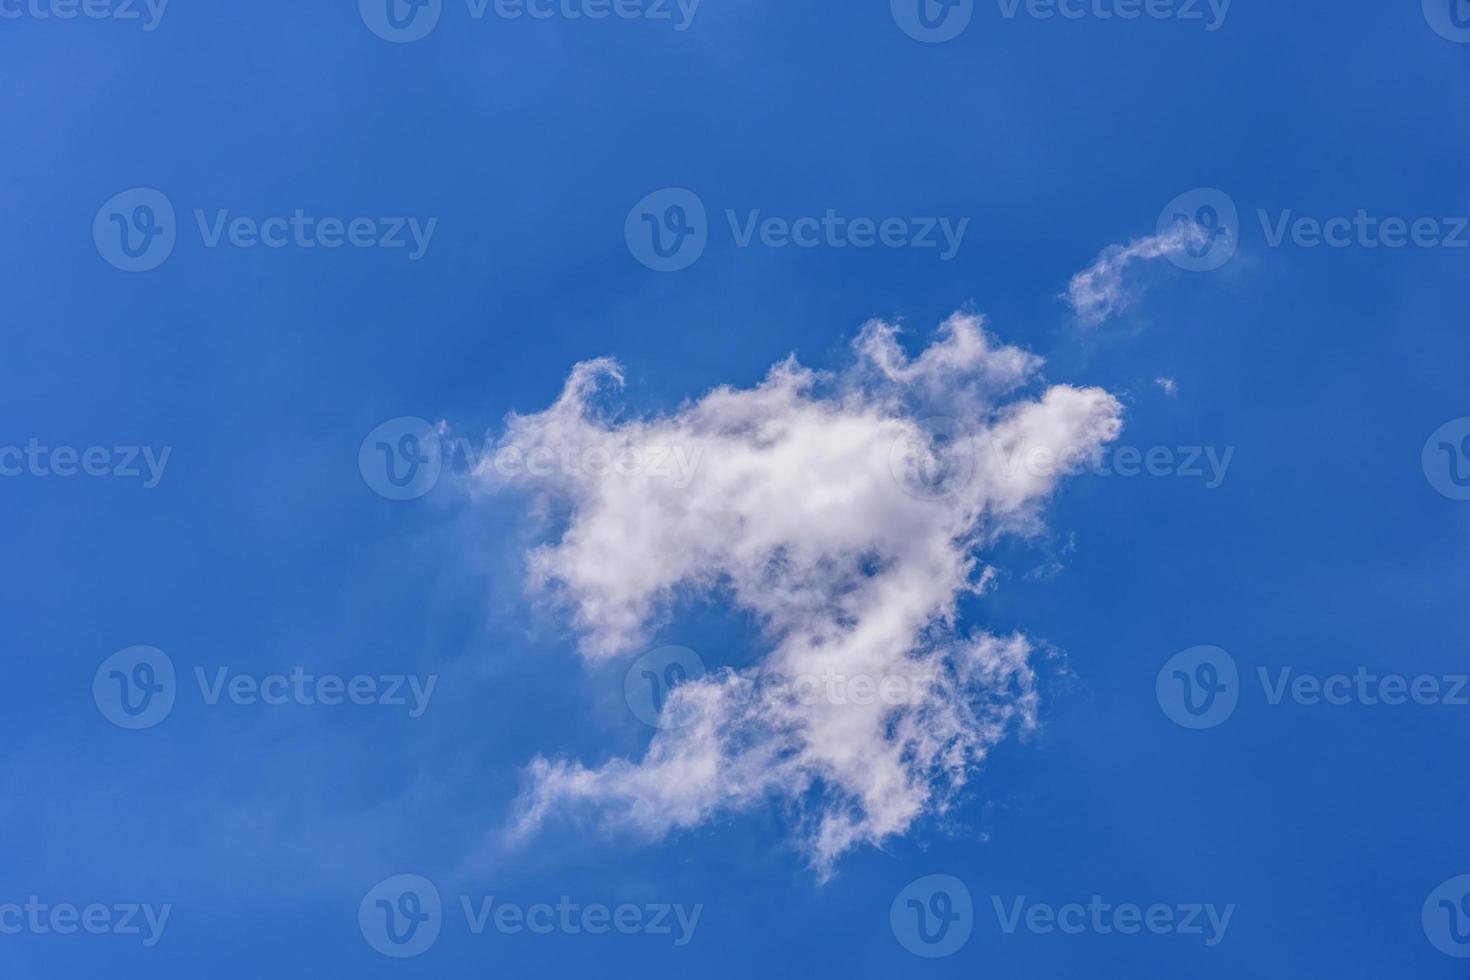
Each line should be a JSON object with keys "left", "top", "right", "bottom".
{"left": 1066, "top": 221, "right": 1218, "bottom": 325}
{"left": 480, "top": 312, "right": 1123, "bottom": 877}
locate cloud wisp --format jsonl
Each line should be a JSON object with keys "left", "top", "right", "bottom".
{"left": 480, "top": 313, "right": 1123, "bottom": 877}
{"left": 1066, "top": 222, "right": 1220, "bottom": 325}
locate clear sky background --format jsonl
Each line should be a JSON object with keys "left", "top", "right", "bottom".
{"left": 4, "top": 0, "right": 1470, "bottom": 976}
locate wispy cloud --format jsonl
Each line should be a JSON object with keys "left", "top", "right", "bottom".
{"left": 1066, "top": 222, "right": 1220, "bottom": 325}
{"left": 482, "top": 313, "right": 1123, "bottom": 877}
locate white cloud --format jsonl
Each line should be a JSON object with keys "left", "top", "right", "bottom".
{"left": 1156, "top": 376, "right": 1179, "bottom": 396}
{"left": 481, "top": 312, "right": 1123, "bottom": 877}
{"left": 1066, "top": 222, "right": 1216, "bottom": 325}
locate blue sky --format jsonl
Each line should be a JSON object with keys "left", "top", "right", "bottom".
{"left": 4, "top": 0, "right": 1470, "bottom": 976}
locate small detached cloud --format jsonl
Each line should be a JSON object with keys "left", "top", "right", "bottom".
{"left": 1065, "top": 221, "right": 1220, "bottom": 326}
{"left": 481, "top": 313, "right": 1123, "bottom": 878}
{"left": 1156, "top": 377, "right": 1179, "bottom": 396}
